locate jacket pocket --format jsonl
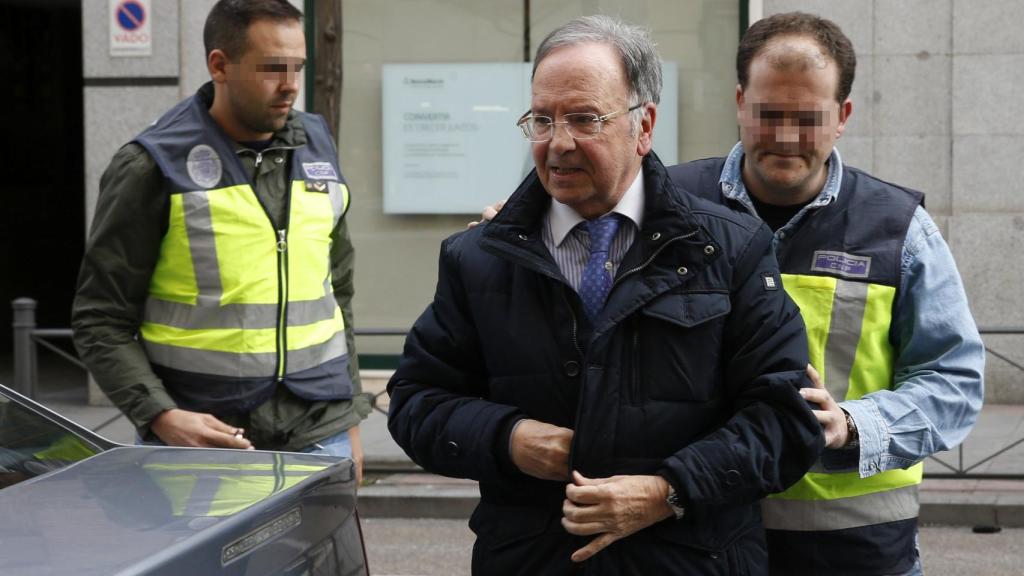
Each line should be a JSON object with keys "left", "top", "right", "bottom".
{"left": 651, "top": 503, "right": 762, "bottom": 561}
{"left": 642, "top": 291, "right": 731, "bottom": 328}
{"left": 635, "top": 291, "right": 731, "bottom": 402}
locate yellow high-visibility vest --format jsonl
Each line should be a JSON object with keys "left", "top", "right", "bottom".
{"left": 133, "top": 91, "right": 354, "bottom": 412}
{"left": 762, "top": 274, "right": 922, "bottom": 532}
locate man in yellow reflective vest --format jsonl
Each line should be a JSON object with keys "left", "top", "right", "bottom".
{"left": 668, "top": 12, "right": 985, "bottom": 576}
{"left": 72, "top": 0, "right": 369, "bottom": 478}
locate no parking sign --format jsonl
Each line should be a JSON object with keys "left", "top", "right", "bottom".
{"left": 109, "top": 0, "right": 152, "bottom": 57}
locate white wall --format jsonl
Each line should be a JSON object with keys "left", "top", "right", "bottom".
{"left": 762, "top": 0, "right": 1024, "bottom": 402}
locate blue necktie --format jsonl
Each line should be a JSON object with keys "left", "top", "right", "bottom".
{"left": 579, "top": 214, "right": 622, "bottom": 321}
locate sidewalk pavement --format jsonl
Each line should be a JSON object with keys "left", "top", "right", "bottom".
{"left": 38, "top": 370, "right": 1024, "bottom": 527}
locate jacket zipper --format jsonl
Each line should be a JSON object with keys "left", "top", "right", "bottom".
{"left": 276, "top": 229, "right": 289, "bottom": 381}
{"left": 560, "top": 285, "right": 584, "bottom": 480}
{"left": 241, "top": 145, "right": 299, "bottom": 167}
{"left": 561, "top": 286, "right": 584, "bottom": 358}
{"left": 237, "top": 146, "right": 296, "bottom": 382}
{"left": 611, "top": 230, "right": 700, "bottom": 291}
{"left": 632, "top": 318, "right": 641, "bottom": 404}
{"left": 566, "top": 228, "right": 701, "bottom": 476}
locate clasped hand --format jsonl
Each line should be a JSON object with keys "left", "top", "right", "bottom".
{"left": 562, "top": 471, "right": 674, "bottom": 562}
{"left": 509, "top": 419, "right": 674, "bottom": 563}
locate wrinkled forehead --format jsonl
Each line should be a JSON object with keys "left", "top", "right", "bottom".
{"left": 531, "top": 42, "right": 629, "bottom": 98}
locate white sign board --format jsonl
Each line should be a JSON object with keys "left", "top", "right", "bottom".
{"left": 382, "top": 62, "right": 678, "bottom": 214}
{"left": 382, "top": 64, "right": 531, "bottom": 214}
{"left": 109, "top": 0, "right": 152, "bottom": 57}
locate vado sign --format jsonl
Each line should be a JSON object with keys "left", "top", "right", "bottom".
{"left": 109, "top": 0, "right": 152, "bottom": 57}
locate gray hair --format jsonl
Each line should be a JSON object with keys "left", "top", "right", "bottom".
{"left": 533, "top": 15, "right": 662, "bottom": 129}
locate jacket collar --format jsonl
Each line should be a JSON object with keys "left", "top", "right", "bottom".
{"left": 718, "top": 141, "right": 843, "bottom": 212}
{"left": 484, "top": 152, "right": 702, "bottom": 248}
{"left": 546, "top": 169, "right": 645, "bottom": 247}
{"left": 195, "top": 81, "right": 307, "bottom": 150}
{"left": 481, "top": 152, "right": 720, "bottom": 335}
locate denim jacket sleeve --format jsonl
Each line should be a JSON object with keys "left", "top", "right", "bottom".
{"left": 824, "top": 206, "right": 985, "bottom": 477}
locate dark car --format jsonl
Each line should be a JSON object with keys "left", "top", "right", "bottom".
{"left": 0, "top": 384, "right": 368, "bottom": 575}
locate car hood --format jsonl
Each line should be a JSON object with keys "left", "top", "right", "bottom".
{"left": 0, "top": 446, "right": 359, "bottom": 575}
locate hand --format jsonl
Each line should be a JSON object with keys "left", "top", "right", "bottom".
{"left": 348, "top": 425, "right": 364, "bottom": 487}
{"left": 509, "top": 419, "right": 573, "bottom": 481}
{"left": 562, "top": 471, "right": 674, "bottom": 563}
{"left": 798, "top": 364, "right": 850, "bottom": 449}
{"left": 466, "top": 200, "right": 506, "bottom": 228}
{"left": 150, "top": 408, "right": 254, "bottom": 450}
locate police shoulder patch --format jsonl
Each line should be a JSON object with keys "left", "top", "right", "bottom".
{"left": 762, "top": 272, "right": 779, "bottom": 291}
{"left": 186, "top": 144, "right": 222, "bottom": 189}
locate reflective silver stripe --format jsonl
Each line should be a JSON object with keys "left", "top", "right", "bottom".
{"left": 762, "top": 484, "right": 920, "bottom": 531}
{"left": 181, "top": 191, "right": 223, "bottom": 306}
{"left": 145, "top": 295, "right": 338, "bottom": 330}
{"left": 144, "top": 339, "right": 276, "bottom": 375}
{"left": 143, "top": 330, "right": 348, "bottom": 377}
{"left": 328, "top": 181, "right": 345, "bottom": 225}
{"left": 289, "top": 329, "right": 348, "bottom": 372}
{"left": 184, "top": 475, "right": 222, "bottom": 516}
{"left": 824, "top": 279, "right": 869, "bottom": 401}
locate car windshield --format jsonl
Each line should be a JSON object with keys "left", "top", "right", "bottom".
{"left": 0, "top": 393, "right": 101, "bottom": 490}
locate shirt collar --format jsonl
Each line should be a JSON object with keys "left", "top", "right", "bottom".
{"left": 718, "top": 142, "right": 844, "bottom": 210}
{"left": 546, "top": 168, "right": 645, "bottom": 247}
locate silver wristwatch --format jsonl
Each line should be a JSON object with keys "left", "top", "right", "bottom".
{"left": 665, "top": 485, "right": 686, "bottom": 519}
{"left": 843, "top": 409, "right": 860, "bottom": 450}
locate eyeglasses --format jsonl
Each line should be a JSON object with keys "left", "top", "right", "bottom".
{"left": 516, "top": 103, "right": 643, "bottom": 142}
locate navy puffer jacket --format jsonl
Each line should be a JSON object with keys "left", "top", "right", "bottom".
{"left": 388, "top": 153, "right": 822, "bottom": 575}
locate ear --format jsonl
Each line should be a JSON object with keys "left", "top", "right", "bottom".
{"left": 835, "top": 98, "right": 853, "bottom": 138}
{"left": 735, "top": 84, "right": 745, "bottom": 125}
{"left": 636, "top": 103, "right": 657, "bottom": 156}
{"left": 208, "top": 49, "right": 230, "bottom": 84}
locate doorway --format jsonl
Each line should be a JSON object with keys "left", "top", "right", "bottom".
{"left": 0, "top": 0, "right": 85, "bottom": 394}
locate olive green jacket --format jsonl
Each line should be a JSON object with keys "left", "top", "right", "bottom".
{"left": 72, "top": 84, "right": 371, "bottom": 451}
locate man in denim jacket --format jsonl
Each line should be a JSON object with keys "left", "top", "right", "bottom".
{"left": 668, "top": 12, "right": 984, "bottom": 576}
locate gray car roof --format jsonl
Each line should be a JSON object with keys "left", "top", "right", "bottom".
{"left": 0, "top": 445, "right": 355, "bottom": 575}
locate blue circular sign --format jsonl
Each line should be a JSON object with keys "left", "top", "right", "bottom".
{"left": 116, "top": 1, "right": 146, "bottom": 32}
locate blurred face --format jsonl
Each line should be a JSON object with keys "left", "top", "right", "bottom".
{"left": 530, "top": 42, "right": 654, "bottom": 219}
{"left": 210, "top": 18, "right": 305, "bottom": 141}
{"left": 737, "top": 36, "right": 851, "bottom": 205}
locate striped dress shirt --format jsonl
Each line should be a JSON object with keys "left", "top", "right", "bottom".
{"left": 541, "top": 170, "right": 645, "bottom": 292}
